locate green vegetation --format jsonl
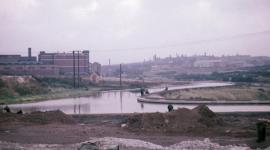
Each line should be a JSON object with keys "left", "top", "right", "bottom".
{"left": 0, "top": 76, "right": 51, "bottom": 104}
{"left": 154, "top": 85, "right": 270, "bottom": 101}
{"left": 157, "top": 71, "right": 177, "bottom": 76}
{"left": 0, "top": 88, "right": 101, "bottom": 104}
{"left": 0, "top": 79, "right": 5, "bottom": 88}
{"left": 37, "top": 77, "right": 74, "bottom": 88}
{"left": 0, "top": 88, "right": 100, "bottom": 105}
{"left": 14, "top": 84, "right": 48, "bottom": 96}
{"left": 0, "top": 75, "right": 153, "bottom": 104}
{"left": 256, "top": 88, "right": 270, "bottom": 100}
{"left": 175, "top": 65, "right": 270, "bottom": 83}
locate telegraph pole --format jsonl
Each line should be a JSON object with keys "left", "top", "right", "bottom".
{"left": 73, "top": 51, "right": 76, "bottom": 88}
{"left": 120, "top": 64, "right": 122, "bottom": 88}
{"left": 72, "top": 50, "right": 81, "bottom": 88}
{"left": 77, "top": 51, "right": 80, "bottom": 88}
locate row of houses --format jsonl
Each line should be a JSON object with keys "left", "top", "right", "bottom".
{"left": 0, "top": 48, "right": 101, "bottom": 79}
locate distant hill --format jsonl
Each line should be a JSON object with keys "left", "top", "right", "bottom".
{"left": 101, "top": 55, "right": 270, "bottom": 81}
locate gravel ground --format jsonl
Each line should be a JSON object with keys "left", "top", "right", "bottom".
{"left": 0, "top": 137, "right": 260, "bottom": 150}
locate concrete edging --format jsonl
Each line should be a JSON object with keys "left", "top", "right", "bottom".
{"left": 137, "top": 97, "right": 270, "bottom": 105}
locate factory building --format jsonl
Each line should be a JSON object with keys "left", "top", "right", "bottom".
{"left": 0, "top": 48, "right": 93, "bottom": 77}
{"left": 0, "top": 48, "right": 36, "bottom": 64}
{"left": 0, "top": 64, "right": 59, "bottom": 76}
{"left": 38, "top": 50, "right": 90, "bottom": 75}
{"left": 91, "top": 62, "right": 101, "bottom": 75}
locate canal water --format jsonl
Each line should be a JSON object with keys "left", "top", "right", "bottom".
{"left": 8, "top": 82, "right": 270, "bottom": 114}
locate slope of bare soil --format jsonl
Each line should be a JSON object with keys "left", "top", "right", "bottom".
{"left": 126, "top": 105, "right": 223, "bottom": 133}
{"left": 0, "top": 108, "right": 269, "bottom": 149}
{"left": 0, "top": 110, "right": 76, "bottom": 125}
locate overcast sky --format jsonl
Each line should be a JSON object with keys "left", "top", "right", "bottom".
{"left": 0, "top": 0, "right": 270, "bottom": 65}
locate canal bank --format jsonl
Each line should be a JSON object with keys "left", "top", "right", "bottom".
{"left": 137, "top": 97, "right": 270, "bottom": 105}
{"left": 6, "top": 81, "right": 270, "bottom": 114}
{"left": 0, "top": 75, "right": 169, "bottom": 105}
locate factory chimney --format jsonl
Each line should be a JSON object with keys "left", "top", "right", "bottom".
{"left": 28, "top": 48, "right": 31, "bottom": 58}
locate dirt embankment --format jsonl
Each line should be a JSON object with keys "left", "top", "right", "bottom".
{"left": 154, "top": 85, "right": 270, "bottom": 101}
{"left": 0, "top": 76, "right": 102, "bottom": 104}
{"left": 0, "top": 76, "right": 49, "bottom": 102}
{"left": 0, "top": 110, "right": 76, "bottom": 125}
{"left": 126, "top": 105, "right": 223, "bottom": 133}
{"left": 0, "top": 108, "right": 270, "bottom": 148}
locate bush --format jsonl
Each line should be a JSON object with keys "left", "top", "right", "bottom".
{"left": 39, "top": 77, "right": 74, "bottom": 88}
{"left": 14, "top": 84, "right": 33, "bottom": 96}
{"left": 0, "top": 88, "right": 14, "bottom": 98}
{"left": 0, "top": 79, "right": 5, "bottom": 88}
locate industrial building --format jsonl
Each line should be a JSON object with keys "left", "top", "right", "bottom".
{"left": 38, "top": 50, "right": 90, "bottom": 75}
{"left": 91, "top": 62, "right": 101, "bottom": 75}
{"left": 0, "top": 48, "right": 95, "bottom": 77}
{"left": 0, "top": 48, "right": 36, "bottom": 64}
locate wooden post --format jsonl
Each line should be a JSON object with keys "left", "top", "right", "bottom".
{"left": 77, "top": 51, "right": 80, "bottom": 88}
{"left": 120, "top": 64, "right": 122, "bottom": 88}
{"left": 73, "top": 51, "right": 76, "bottom": 88}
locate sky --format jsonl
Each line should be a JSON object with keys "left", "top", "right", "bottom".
{"left": 0, "top": 0, "right": 270, "bottom": 65}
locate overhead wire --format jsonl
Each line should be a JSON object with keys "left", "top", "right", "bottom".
{"left": 90, "top": 30, "right": 270, "bottom": 53}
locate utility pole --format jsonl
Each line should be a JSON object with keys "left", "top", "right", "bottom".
{"left": 72, "top": 50, "right": 81, "bottom": 88}
{"left": 73, "top": 51, "right": 76, "bottom": 88}
{"left": 88, "top": 51, "right": 90, "bottom": 74}
{"left": 77, "top": 51, "right": 80, "bottom": 88}
{"left": 142, "top": 75, "right": 145, "bottom": 85}
{"left": 120, "top": 64, "right": 122, "bottom": 88}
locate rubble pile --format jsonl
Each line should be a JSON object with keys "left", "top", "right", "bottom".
{"left": 80, "top": 137, "right": 251, "bottom": 150}
{"left": 0, "top": 110, "right": 76, "bottom": 124}
{"left": 0, "top": 138, "right": 252, "bottom": 150}
{"left": 127, "top": 105, "right": 223, "bottom": 133}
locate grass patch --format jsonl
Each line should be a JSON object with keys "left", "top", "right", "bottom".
{"left": 156, "top": 85, "right": 270, "bottom": 101}
{"left": 0, "top": 87, "right": 101, "bottom": 104}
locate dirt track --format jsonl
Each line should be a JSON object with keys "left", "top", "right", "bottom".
{"left": 0, "top": 110, "right": 270, "bottom": 149}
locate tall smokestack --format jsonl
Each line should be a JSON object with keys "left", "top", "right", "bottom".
{"left": 28, "top": 48, "right": 31, "bottom": 58}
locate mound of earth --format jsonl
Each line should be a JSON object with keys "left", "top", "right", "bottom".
{"left": 0, "top": 110, "right": 76, "bottom": 125}
{"left": 126, "top": 105, "right": 223, "bottom": 133}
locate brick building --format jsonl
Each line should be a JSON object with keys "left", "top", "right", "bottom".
{"left": 0, "top": 49, "right": 92, "bottom": 77}
{"left": 0, "top": 48, "right": 36, "bottom": 64}
{"left": 39, "top": 50, "right": 90, "bottom": 75}
{"left": 91, "top": 62, "right": 101, "bottom": 75}
{"left": 0, "top": 64, "right": 59, "bottom": 76}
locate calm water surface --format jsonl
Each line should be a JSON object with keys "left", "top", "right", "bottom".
{"left": 9, "top": 82, "right": 270, "bottom": 114}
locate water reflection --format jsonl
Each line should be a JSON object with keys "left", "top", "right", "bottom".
{"left": 120, "top": 90, "right": 123, "bottom": 113}
{"left": 141, "top": 103, "right": 144, "bottom": 110}
{"left": 73, "top": 104, "right": 80, "bottom": 114}
{"left": 7, "top": 82, "right": 270, "bottom": 114}
{"left": 91, "top": 92, "right": 102, "bottom": 98}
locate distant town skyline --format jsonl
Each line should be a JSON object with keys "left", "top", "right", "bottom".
{"left": 1, "top": 0, "right": 270, "bottom": 65}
